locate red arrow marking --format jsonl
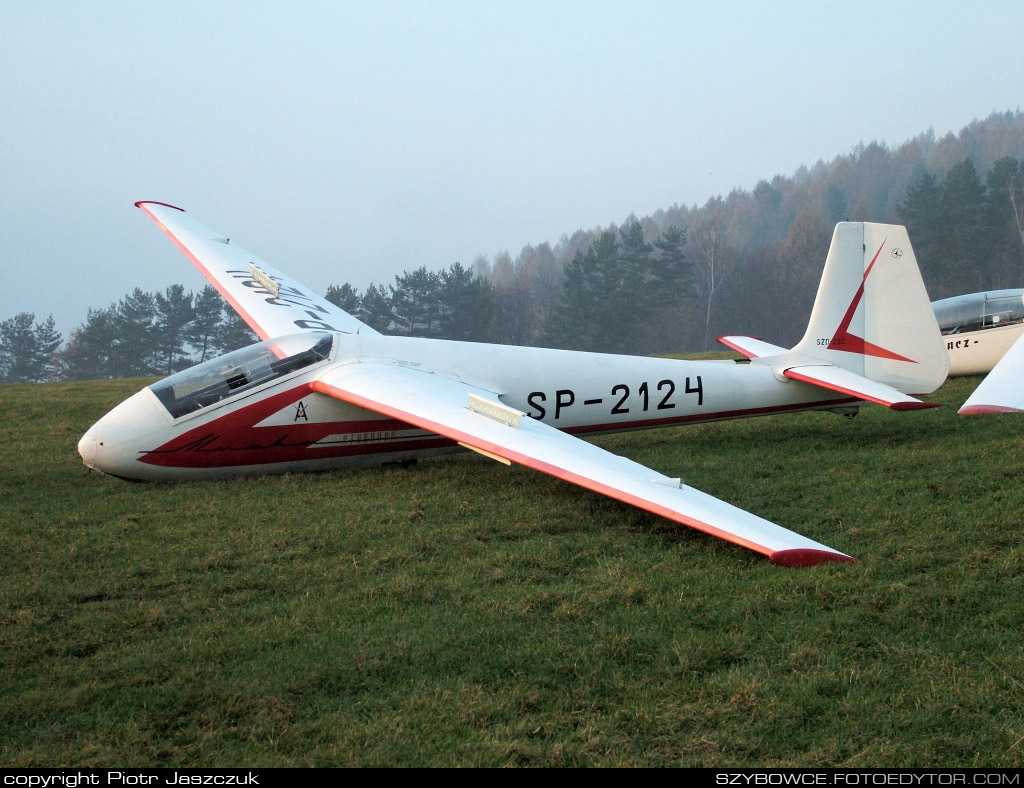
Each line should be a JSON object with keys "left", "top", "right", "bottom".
{"left": 827, "top": 238, "right": 916, "bottom": 363}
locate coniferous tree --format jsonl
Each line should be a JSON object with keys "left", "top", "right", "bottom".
{"left": 647, "top": 225, "right": 692, "bottom": 350}
{"left": 986, "top": 157, "right": 1024, "bottom": 285}
{"left": 153, "top": 284, "right": 195, "bottom": 375}
{"left": 0, "top": 313, "right": 63, "bottom": 382}
{"left": 187, "top": 286, "right": 225, "bottom": 363}
{"left": 391, "top": 267, "right": 445, "bottom": 337}
{"left": 60, "top": 308, "right": 116, "bottom": 380}
{"left": 545, "top": 230, "right": 618, "bottom": 351}
{"left": 359, "top": 284, "right": 393, "bottom": 333}
{"left": 898, "top": 171, "right": 948, "bottom": 285}
{"left": 108, "top": 289, "right": 157, "bottom": 377}
{"left": 612, "top": 220, "right": 655, "bottom": 353}
{"left": 441, "top": 262, "right": 494, "bottom": 341}
{"left": 215, "top": 305, "right": 258, "bottom": 354}
{"left": 943, "top": 158, "right": 995, "bottom": 292}
{"left": 325, "top": 283, "right": 361, "bottom": 314}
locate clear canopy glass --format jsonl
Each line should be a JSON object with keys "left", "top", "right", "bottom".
{"left": 150, "top": 332, "right": 333, "bottom": 419}
{"left": 932, "top": 289, "right": 1024, "bottom": 334}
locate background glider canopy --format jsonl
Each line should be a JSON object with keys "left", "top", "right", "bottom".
{"left": 136, "top": 201, "right": 377, "bottom": 340}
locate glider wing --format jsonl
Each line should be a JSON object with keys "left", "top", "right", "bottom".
{"left": 312, "top": 361, "right": 855, "bottom": 567}
{"left": 136, "top": 201, "right": 377, "bottom": 340}
{"left": 959, "top": 332, "right": 1024, "bottom": 413}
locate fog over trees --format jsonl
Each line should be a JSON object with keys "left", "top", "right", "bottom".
{"left": 4, "top": 111, "right": 1024, "bottom": 383}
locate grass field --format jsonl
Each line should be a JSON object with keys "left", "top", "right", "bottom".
{"left": 1, "top": 372, "right": 1022, "bottom": 767}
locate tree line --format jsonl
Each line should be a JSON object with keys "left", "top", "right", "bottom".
{"left": 4, "top": 112, "right": 1023, "bottom": 383}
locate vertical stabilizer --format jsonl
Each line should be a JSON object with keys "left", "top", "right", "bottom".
{"left": 791, "top": 222, "right": 948, "bottom": 394}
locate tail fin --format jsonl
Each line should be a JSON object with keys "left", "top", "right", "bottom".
{"left": 791, "top": 222, "right": 948, "bottom": 394}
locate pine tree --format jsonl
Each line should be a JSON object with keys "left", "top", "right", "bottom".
{"left": 187, "top": 286, "right": 225, "bottom": 363}
{"left": 545, "top": 230, "right": 617, "bottom": 351}
{"left": 391, "top": 268, "right": 445, "bottom": 337}
{"left": 943, "top": 159, "right": 994, "bottom": 292}
{"left": 325, "top": 283, "right": 361, "bottom": 314}
{"left": 33, "top": 315, "right": 63, "bottom": 381}
{"left": 987, "top": 157, "right": 1024, "bottom": 285}
{"left": 898, "top": 172, "right": 952, "bottom": 294}
{"left": 215, "top": 305, "right": 258, "bottom": 354}
{"left": 359, "top": 284, "right": 393, "bottom": 333}
{"left": 441, "top": 262, "right": 494, "bottom": 341}
{"left": 0, "top": 313, "right": 63, "bottom": 383}
{"left": 154, "top": 284, "right": 195, "bottom": 375}
{"left": 109, "top": 289, "right": 158, "bottom": 377}
{"left": 60, "top": 308, "right": 117, "bottom": 381}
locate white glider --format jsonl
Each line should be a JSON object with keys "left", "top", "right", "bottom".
{"left": 78, "top": 205, "right": 948, "bottom": 566}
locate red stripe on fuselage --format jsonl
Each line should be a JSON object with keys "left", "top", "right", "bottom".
{"left": 139, "top": 382, "right": 859, "bottom": 471}
{"left": 139, "top": 384, "right": 450, "bottom": 468}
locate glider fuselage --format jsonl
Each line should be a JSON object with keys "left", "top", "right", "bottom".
{"left": 79, "top": 332, "right": 854, "bottom": 482}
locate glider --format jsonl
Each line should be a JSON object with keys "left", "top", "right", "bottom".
{"left": 78, "top": 205, "right": 948, "bottom": 566}
{"left": 932, "top": 289, "right": 1024, "bottom": 376}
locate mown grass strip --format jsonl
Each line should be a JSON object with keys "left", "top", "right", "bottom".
{"left": 1, "top": 375, "right": 1021, "bottom": 766}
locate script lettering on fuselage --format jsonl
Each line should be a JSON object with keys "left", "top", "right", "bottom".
{"left": 226, "top": 268, "right": 341, "bottom": 332}
{"left": 527, "top": 376, "right": 704, "bottom": 420}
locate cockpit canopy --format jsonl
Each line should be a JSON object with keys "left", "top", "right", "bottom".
{"left": 151, "top": 332, "right": 334, "bottom": 419}
{"left": 932, "top": 289, "right": 1024, "bottom": 334}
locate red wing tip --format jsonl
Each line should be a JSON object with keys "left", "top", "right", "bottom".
{"left": 135, "top": 200, "right": 185, "bottom": 212}
{"left": 770, "top": 549, "right": 856, "bottom": 568}
{"left": 958, "top": 404, "right": 1023, "bottom": 415}
{"left": 889, "top": 400, "right": 940, "bottom": 411}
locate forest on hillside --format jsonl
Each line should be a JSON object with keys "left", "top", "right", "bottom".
{"left": 3, "top": 111, "right": 1023, "bottom": 383}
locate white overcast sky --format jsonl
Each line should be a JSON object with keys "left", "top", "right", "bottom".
{"left": 2, "top": 0, "right": 1022, "bottom": 335}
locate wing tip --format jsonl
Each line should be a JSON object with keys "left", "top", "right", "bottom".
{"left": 135, "top": 200, "right": 185, "bottom": 212}
{"left": 770, "top": 548, "right": 856, "bottom": 568}
{"left": 890, "top": 400, "right": 940, "bottom": 411}
{"left": 958, "top": 403, "right": 1022, "bottom": 415}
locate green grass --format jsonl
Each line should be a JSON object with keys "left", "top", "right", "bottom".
{"left": 1, "top": 375, "right": 1022, "bottom": 766}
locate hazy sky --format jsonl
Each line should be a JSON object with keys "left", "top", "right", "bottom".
{"left": 2, "top": 0, "right": 1022, "bottom": 336}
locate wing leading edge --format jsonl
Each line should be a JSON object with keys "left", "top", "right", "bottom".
{"left": 136, "top": 201, "right": 377, "bottom": 340}
{"left": 312, "top": 362, "right": 855, "bottom": 567}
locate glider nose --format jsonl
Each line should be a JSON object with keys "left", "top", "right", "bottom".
{"left": 77, "top": 389, "right": 170, "bottom": 479}
{"left": 78, "top": 425, "right": 98, "bottom": 469}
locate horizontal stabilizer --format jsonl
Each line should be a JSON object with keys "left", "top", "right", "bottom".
{"left": 720, "top": 336, "right": 937, "bottom": 410}
{"left": 783, "top": 365, "right": 938, "bottom": 410}
{"left": 718, "top": 335, "right": 787, "bottom": 359}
